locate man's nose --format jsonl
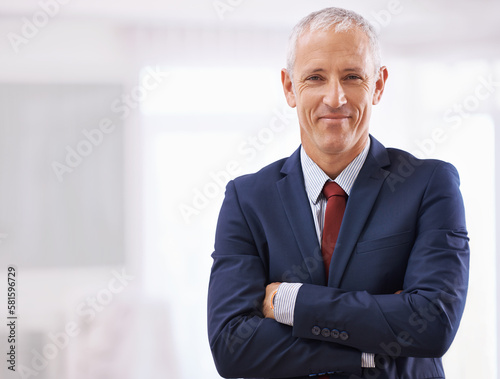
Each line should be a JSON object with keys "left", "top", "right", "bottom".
{"left": 322, "top": 80, "right": 347, "bottom": 108}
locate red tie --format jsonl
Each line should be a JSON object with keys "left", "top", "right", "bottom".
{"left": 321, "top": 181, "right": 347, "bottom": 279}
{"left": 319, "top": 182, "right": 347, "bottom": 379}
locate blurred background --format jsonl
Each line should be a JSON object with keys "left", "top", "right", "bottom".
{"left": 0, "top": 0, "right": 498, "bottom": 378}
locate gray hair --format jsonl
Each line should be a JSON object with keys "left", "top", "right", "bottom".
{"left": 286, "top": 7, "right": 381, "bottom": 79}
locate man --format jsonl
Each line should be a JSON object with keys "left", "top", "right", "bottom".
{"left": 207, "top": 7, "right": 469, "bottom": 379}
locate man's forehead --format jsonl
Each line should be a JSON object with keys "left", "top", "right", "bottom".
{"left": 295, "top": 28, "right": 372, "bottom": 71}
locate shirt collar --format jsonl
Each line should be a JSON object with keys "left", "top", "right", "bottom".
{"left": 300, "top": 139, "right": 371, "bottom": 204}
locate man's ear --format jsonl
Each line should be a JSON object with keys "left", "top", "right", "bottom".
{"left": 281, "top": 69, "right": 297, "bottom": 108}
{"left": 372, "top": 66, "right": 388, "bottom": 105}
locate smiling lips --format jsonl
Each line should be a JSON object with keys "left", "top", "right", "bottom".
{"left": 320, "top": 114, "right": 349, "bottom": 119}
{"left": 318, "top": 114, "right": 350, "bottom": 123}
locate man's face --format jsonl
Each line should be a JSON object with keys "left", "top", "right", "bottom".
{"left": 282, "top": 27, "right": 388, "bottom": 163}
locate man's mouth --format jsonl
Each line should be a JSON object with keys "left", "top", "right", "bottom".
{"left": 319, "top": 114, "right": 350, "bottom": 121}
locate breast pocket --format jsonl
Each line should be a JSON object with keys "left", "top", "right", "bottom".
{"left": 356, "top": 230, "right": 413, "bottom": 254}
{"left": 343, "top": 231, "right": 414, "bottom": 292}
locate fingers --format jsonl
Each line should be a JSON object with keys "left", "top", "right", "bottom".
{"left": 262, "top": 282, "right": 281, "bottom": 319}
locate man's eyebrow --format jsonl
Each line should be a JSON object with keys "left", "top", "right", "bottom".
{"left": 303, "top": 68, "right": 326, "bottom": 74}
{"left": 302, "top": 67, "right": 367, "bottom": 75}
{"left": 342, "top": 67, "right": 365, "bottom": 73}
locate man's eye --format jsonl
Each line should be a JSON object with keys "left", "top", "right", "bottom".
{"left": 306, "top": 76, "right": 322, "bottom": 81}
{"left": 346, "top": 75, "right": 361, "bottom": 80}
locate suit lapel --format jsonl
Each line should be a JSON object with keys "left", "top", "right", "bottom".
{"left": 276, "top": 148, "right": 326, "bottom": 286}
{"left": 328, "top": 137, "right": 391, "bottom": 287}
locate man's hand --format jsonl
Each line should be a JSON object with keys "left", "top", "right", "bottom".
{"left": 263, "top": 282, "right": 281, "bottom": 319}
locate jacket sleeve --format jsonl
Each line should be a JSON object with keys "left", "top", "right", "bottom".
{"left": 207, "top": 180, "right": 363, "bottom": 378}
{"left": 291, "top": 162, "right": 470, "bottom": 358}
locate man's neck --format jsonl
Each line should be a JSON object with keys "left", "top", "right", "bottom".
{"left": 302, "top": 137, "right": 369, "bottom": 179}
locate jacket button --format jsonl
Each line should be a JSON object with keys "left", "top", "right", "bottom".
{"left": 312, "top": 326, "right": 321, "bottom": 336}
{"left": 321, "top": 328, "right": 331, "bottom": 337}
{"left": 331, "top": 329, "right": 340, "bottom": 338}
{"left": 340, "top": 331, "right": 349, "bottom": 341}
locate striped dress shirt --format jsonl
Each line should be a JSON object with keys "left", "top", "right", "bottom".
{"left": 273, "top": 140, "right": 375, "bottom": 368}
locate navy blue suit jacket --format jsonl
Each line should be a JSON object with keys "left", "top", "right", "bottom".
{"left": 207, "top": 136, "right": 469, "bottom": 379}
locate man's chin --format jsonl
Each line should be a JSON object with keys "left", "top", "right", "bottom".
{"left": 317, "top": 143, "right": 351, "bottom": 157}
{"left": 315, "top": 137, "right": 365, "bottom": 158}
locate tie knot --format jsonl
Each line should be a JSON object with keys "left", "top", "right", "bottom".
{"left": 322, "top": 181, "right": 346, "bottom": 199}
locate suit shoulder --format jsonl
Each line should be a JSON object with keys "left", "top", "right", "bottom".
{"left": 223, "top": 156, "right": 293, "bottom": 203}
{"left": 383, "top": 147, "right": 461, "bottom": 190}
{"left": 386, "top": 147, "right": 458, "bottom": 173}
{"left": 232, "top": 156, "right": 289, "bottom": 187}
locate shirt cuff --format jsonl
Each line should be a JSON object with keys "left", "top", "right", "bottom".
{"left": 361, "top": 352, "right": 375, "bottom": 368}
{"left": 273, "top": 282, "right": 303, "bottom": 326}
